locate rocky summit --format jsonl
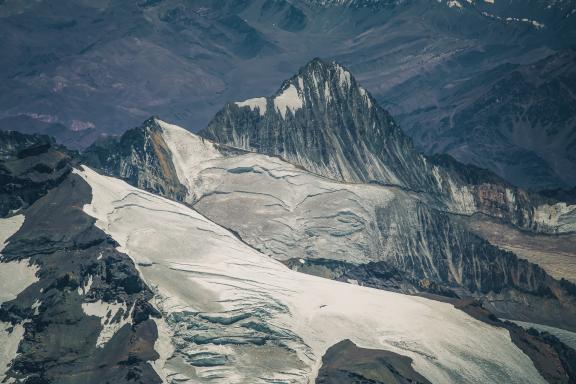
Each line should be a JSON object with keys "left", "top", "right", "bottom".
{"left": 202, "top": 58, "right": 424, "bottom": 188}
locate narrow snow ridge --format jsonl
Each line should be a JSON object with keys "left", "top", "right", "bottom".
{"left": 156, "top": 118, "right": 224, "bottom": 202}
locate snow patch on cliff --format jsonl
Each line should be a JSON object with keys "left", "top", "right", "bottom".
{"left": 335, "top": 64, "right": 351, "bottom": 89}
{"left": 0, "top": 322, "right": 25, "bottom": 380}
{"left": 0, "top": 215, "right": 38, "bottom": 382}
{"left": 447, "top": 179, "right": 476, "bottom": 214}
{"left": 82, "top": 300, "right": 133, "bottom": 348}
{"left": 1, "top": 215, "right": 39, "bottom": 305}
{"left": 235, "top": 97, "right": 267, "bottom": 116}
{"left": 274, "top": 84, "right": 303, "bottom": 118}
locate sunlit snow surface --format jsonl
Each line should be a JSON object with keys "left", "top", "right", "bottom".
{"left": 77, "top": 167, "right": 545, "bottom": 384}
{"left": 234, "top": 97, "right": 267, "bottom": 116}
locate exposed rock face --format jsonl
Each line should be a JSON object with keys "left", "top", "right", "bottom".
{"left": 82, "top": 117, "right": 187, "bottom": 201}
{"left": 316, "top": 339, "right": 432, "bottom": 384}
{"left": 0, "top": 174, "right": 163, "bottom": 384}
{"left": 0, "top": 130, "right": 74, "bottom": 217}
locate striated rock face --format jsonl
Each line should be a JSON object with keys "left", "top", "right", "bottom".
{"left": 202, "top": 58, "right": 432, "bottom": 190}
{"left": 0, "top": 130, "right": 74, "bottom": 217}
{"left": 201, "top": 59, "right": 576, "bottom": 234}
{"left": 82, "top": 117, "right": 187, "bottom": 201}
{"left": 0, "top": 172, "right": 163, "bottom": 383}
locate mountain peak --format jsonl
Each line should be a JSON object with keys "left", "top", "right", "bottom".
{"left": 232, "top": 58, "right": 373, "bottom": 121}
{"left": 294, "top": 58, "right": 356, "bottom": 93}
{"left": 201, "top": 58, "right": 427, "bottom": 188}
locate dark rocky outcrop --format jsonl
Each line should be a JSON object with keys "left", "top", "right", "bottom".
{"left": 0, "top": 130, "right": 74, "bottom": 217}
{"left": 540, "top": 187, "right": 576, "bottom": 205}
{"left": 316, "top": 339, "right": 432, "bottom": 384}
{"left": 0, "top": 172, "right": 162, "bottom": 384}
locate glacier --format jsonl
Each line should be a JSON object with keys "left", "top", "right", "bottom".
{"left": 78, "top": 166, "right": 547, "bottom": 384}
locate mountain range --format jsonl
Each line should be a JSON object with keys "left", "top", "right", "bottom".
{"left": 0, "top": 0, "right": 575, "bottom": 189}
{"left": 2, "top": 58, "right": 576, "bottom": 383}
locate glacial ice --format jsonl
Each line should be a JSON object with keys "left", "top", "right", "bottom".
{"left": 78, "top": 166, "right": 546, "bottom": 384}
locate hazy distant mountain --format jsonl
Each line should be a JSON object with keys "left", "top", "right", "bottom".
{"left": 397, "top": 49, "right": 576, "bottom": 190}
{"left": 0, "top": 0, "right": 574, "bottom": 188}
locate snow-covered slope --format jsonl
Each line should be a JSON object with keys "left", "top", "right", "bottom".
{"left": 162, "top": 120, "right": 576, "bottom": 329}
{"left": 77, "top": 166, "right": 547, "bottom": 384}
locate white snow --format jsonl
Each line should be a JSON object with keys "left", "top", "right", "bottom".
{"left": 82, "top": 300, "right": 132, "bottom": 348}
{"left": 446, "top": 179, "right": 477, "bottom": 214}
{"left": 0, "top": 215, "right": 39, "bottom": 305}
{"left": 0, "top": 260, "right": 39, "bottom": 305}
{"left": 77, "top": 166, "right": 546, "bottom": 384}
{"left": 432, "top": 165, "right": 444, "bottom": 190}
{"left": 335, "top": 64, "right": 351, "bottom": 89}
{"left": 0, "top": 322, "right": 25, "bottom": 380}
{"left": 77, "top": 275, "right": 94, "bottom": 296}
{"left": 0, "top": 215, "right": 24, "bottom": 248}
{"left": 0, "top": 215, "right": 38, "bottom": 382}
{"left": 31, "top": 299, "right": 41, "bottom": 316}
{"left": 481, "top": 11, "right": 545, "bottom": 29}
{"left": 234, "top": 97, "right": 267, "bottom": 116}
{"left": 274, "top": 84, "right": 303, "bottom": 118}
{"left": 358, "top": 86, "right": 372, "bottom": 108}
{"left": 150, "top": 317, "right": 174, "bottom": 384}
{"left": 506, "top": 188, "right": 516, "bottom": 205}
{"left": 447, "top": 0, "right": 463, "bottom": 8}
{"left": 324, "top": 82, "right": 332, "bottom": 104}
{"left": 297, "top": 76, "right": 304, "bottom": 90}
{"left": 156, "top": 119, "right": 224, "bottom": 203}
